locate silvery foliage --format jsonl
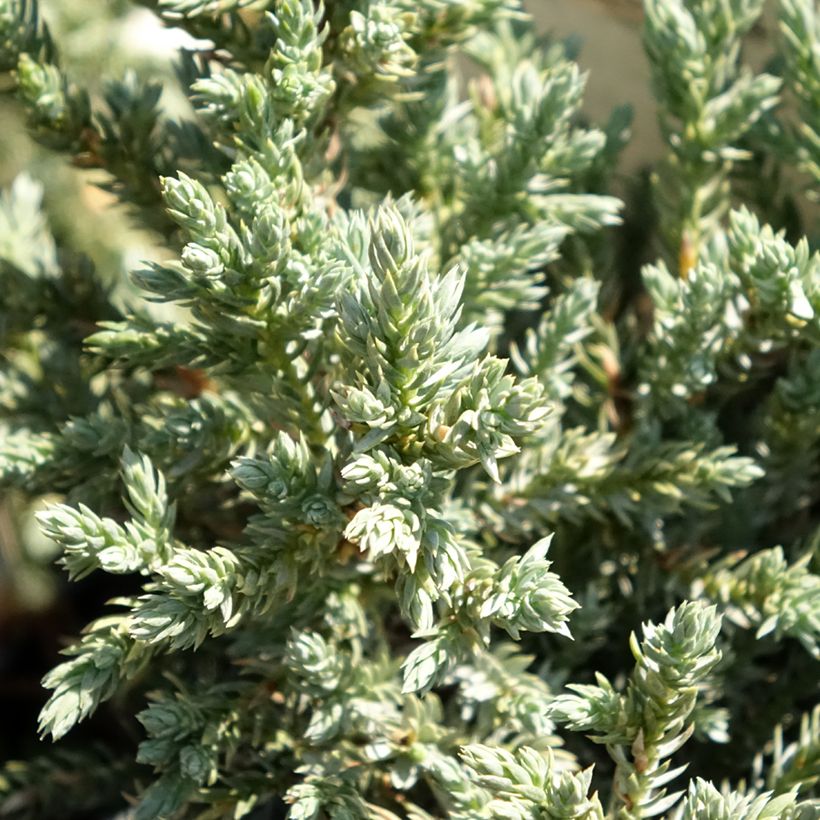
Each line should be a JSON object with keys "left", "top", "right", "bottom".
{"left": 0, "top": 0, "right": 818, "bottom": 818}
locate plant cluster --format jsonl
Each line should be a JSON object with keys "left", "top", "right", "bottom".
{"left": 0, "top": 0, "right": 818, "bottom": 818}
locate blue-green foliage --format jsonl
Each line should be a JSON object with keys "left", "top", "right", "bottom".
{"left": 0, "top": 0, "right": 818, "bottom": 818}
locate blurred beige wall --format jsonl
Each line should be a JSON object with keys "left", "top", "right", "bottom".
{"left": 525, "top": 0, "right": 776, "bottom": 171}
{"left": 525, "top": 0, "right": 661, "bottom": 170}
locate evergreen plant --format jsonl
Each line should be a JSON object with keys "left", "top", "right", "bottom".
{"left": 0, "top": 0, "right": 818, "bottom": 818}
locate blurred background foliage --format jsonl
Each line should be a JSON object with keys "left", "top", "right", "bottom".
{"left": 0, "top": 0, "right": 194, "bottom": 769}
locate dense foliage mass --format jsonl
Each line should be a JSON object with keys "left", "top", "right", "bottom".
{"left": 0, "top": 0, "right": 818, "bottom": 817}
